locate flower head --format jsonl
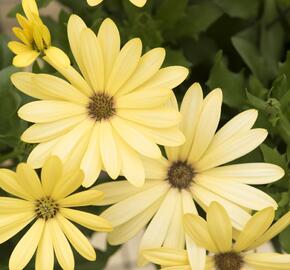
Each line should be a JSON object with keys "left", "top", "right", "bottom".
{"left": 142, "top": 202, "right": 290, "bottom": 270}
{"left": 0, "top": 156, "right": 112, "bottom": 270}
{"left": 95, "top": 83, "right": 284, "bottom": 268}
{"left": 8, "top": 0, "right": 69, "bottom": 67}
{"left": 87, "top": 0, "right": 147, "bottom": 7}
{"left": 11, "top": 15, "right": 187, "bottom": 187}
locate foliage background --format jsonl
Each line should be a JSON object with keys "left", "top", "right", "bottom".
{"left": 0, "top": 0, "right": 290, "bottom": 269}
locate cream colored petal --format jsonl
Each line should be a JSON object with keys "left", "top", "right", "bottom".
{"left": 207, "top": 109, "right": 258, "bottom": 152}
{"left": 248, "top": 211, "right": 290, "bottom": 250}
{"left": 107, "top": 197, "right": 163, "bottom": 245}
{"left": 142, "top": 248, "right": 188, "bottom": 266}
{"left": 80, "top": 28, "right": 104, "bottom": 91}
{"left": 57, "top": 214, "right": 96, "bottom": 261}
{"left": 60, "top": 208, "right": 112, "bottom": 232}
{"left": 13, "top": 50, "right": 39, "bottom": 67}
{"left": 48, "top": 218, "right": 75, "bottom": 270}
{"left": 44, "top": 47, "right": 71, "bottom": 68}
{"left": 99, "top": 121, "right": 120, "bottom": 179}
{"left": 116, "top": 87, "right": 171, "bottom": 109}
{"left": 87, "top": 0, "right": 103, "bottom": 6}
{"left": 16, "top": 163, "right": 45, "bottom": 199}
{"left": 8, "top": 41, "right": 31, "bottom": 54}
{"left": 33, "top": 74, "right": 88, "bottom": 104}
{"left": 178, "top": 83, "right": 203, "bottom": 160}
{"left": 196, "top": 129, "right": 268, "bottom": 171}
{"left": 9, "top": 219, "right": 44, "bottom": 270}
{"left": 0, "top": 169, "right": 31, "bottom": 200}
{"left": 106, "top": 38, "right": 142, "bottom": 95}
{"left": 202, "top": 163, "right": 285, "bottom": 184}
{"left": 139, "top": 189, "right": 179, "bottom": 264}
{"left": 101, "top": 182, "right": 169, "bottom": 227}
{"left": 244, "top": 253, "right": 290, "bottom": 269}
{"left": 191, "top": 184, "right": 251, "bottom": 230}
{"left": 36, "top": 222, "right": 54, "bottom": 270}
{"left": 129, "top": 0, "right": 147, "bottom": 7}
{"left": 51, "top": 169, "right": 83, "bottom": 200}
{"left": 0, "top": 198, "right": 34, "bottom": 214}
{"left": 94, "top": 180, "right": 163, "bottom": 206}
{"left": 114, "top": 133, "right": 145, "bottom": 187}
{"left": 142, "top": 156, "right": 169, "bottom": 180}
{"left": 161, "top": 266, "right": 191, "bottom": 270}
{"left": 80, "top": 123, "right": 102, "bottom": 187}
{"left": 98, "top": 18, "right": 120, "bottom": 83}
{"left": 21, "top": 115, "right": 87, "bottom": 143}
{"left": 27, "top": 136, "right": 61, "bottom": 168}
{"left": 233, "top": 207, "right": 275, "bottom": 252}
{"left": 163, "top": 191, "right": 184, "bottom": 249}
{"left": 117, "top": 108, "right": 181, "bottom": 128}
{"left": 207, "top": 201, "right": 232, "bottom": 252}
{"left": 58, "top": 190, "right": 103, "bottom": 207}
{"left": 51, "top": 120, "right": 94, "bottom": 162}
{"left": 117, "top": 48, "right": 165, "bottom": 96}
{"left": 112, "top": 117, "right": 161, "bottom": 159}
{"left": 195, "top": 175, "right": 278, "bottom": 210}
{"left": 134, "top": 66, "right": 188, "bottom": 93}
{"left": 183, "top": 213, "right": 219, "bottom": 253}
{"left": 188, "top": 88, "right": 222, "bottom": 164}
{"left": 18, "top": 100, "right": 86, "bottom": 123}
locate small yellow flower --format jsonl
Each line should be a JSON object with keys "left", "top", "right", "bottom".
{"left": 142, "top": 202, "right": 290, "bottom": 270}
{"left": 0, "top": 156, "right": 112, "bottom": 270}
{"left": 8, "top": 0, "right": 69, "bottom": 67}
{"left": 11, "top": 15, "right": 187, "bottom": 188}
{"left": 95, "top": 83, "right": 284, "bottom": 268}
{"left": 87, "top": 0, "right": 147, "bottom": 7}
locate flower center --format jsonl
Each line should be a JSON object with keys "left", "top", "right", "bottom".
{"left": 214, "top": 252, "right": 244, "bottom": 270}
{"left": 167, "top": 161, "right": 195, "bottom": 190}
{"left": 35, "top": 197, "right": 59, "bottom": 220}
{"left": 87, "top": 93, "right": 115, "bottom": 121}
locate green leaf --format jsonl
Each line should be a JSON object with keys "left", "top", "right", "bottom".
{"left": 0, "top": 35, "right": 13, "bottom": 69}
{"left": 163, "top": 48, "right": 191, "bottom": 68}
{"left": 279, "top": 226, "right": 290, "bottom": 253}
{"left": 207, "top": 51, "right": 246, "bottom": 108}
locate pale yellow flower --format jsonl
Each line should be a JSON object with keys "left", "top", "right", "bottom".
{"left": 87, "top": 0, "right": 147, "bottom": 7}
{"left": 143, "top": 202, "right": 290, "bottom": 270}
{"left": 8, "top": 0, "right": 69, "bottom": 67}
{"left": 0, "top": 156, "right": 112, "bottom": 270}
{"left": 11, "top": 15, "right": 187, "bottom": 188}
{"left": 95, "top": 83, "right": 284, "bottom": 268}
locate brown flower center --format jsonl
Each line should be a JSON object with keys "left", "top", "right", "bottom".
{"left": 35, "top": 197, "right": 59, "bottom": 220}
{"left": 167, "top": 161, "right": 195, "bottom": 190}
{"left": 214, "top": 252, "right": 244, "bottom": 270}
{"left": 87, "top": 93, "right": 115, "bottom": 121}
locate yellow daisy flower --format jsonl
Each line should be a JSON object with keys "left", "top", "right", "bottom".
{"left": 8, "top": 0, "right": 69, "bottom": 67}
{"left": 11, "top": 15, "right": 187, "bottom": 188}
{"left": 95, "top": 83, "right": 284, "bottom": 268}
{"left": 0, "top": 156, "right": 112, "bottom": 270}
{"left": 142, "top": 202, "right": 290, "bottom": 270}
{"left": 87, "top": 0, "right": 147, "bottom": 7}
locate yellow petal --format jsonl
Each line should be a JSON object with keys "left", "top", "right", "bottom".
{"left": 80, "top": 28, "right": 104, "bottom": 91}
{"left": 41, "top": 156, "right": 63, "bottom": 196}
{"left": 207, "top": 202, "right": 232, "bottom": 252}
{"left": 58, "top": 190, "right": 103, "bottom": 207}
{"left": 13, "top": 50, "right": 39, "bottom": 67}
{"left": 244, "top": 253, "right": 290, "bottom": 269}
{"left": 142, "top": 156, "right": 168, "bottom": 180}
{"left": 233, "top": 207, "right": 275, "bottom": 252}
{"left": 117, "top": 47, "right": 165, "bottom": 96}
{"left": 142, "top": 248, "right": 188, "bottom": 266}
{"left": 33, "top": 26, "right": 44, "bottom": 51}
{"left": 16, "top": 163, "right": 45, "bottom": 199}
{"left": 87, "top": 0, "right": 103, "bottom": 6}
{"left": 60, "top": 208, "right": 112, "bottom": 232}
{"left": 130, "top": 0, "right": 147, "bottom": 7}
{"left": 9, "top": 219, "right": 45, "bottom": 270}
{"left": 106, "top": 38, "right": 142, "bottom": 95}
{"left": 57, "top": 214, "right": 96, "bottom": 261}
{"left": 0, "top": 198, "right": 34, "bottom": 214}
{"left": 98, "top": 18, "right": 120, "bottom": 83}
{"left": 22, "top": 0, "right": 39, "bottom": 20}
{"left": 188, "top": 88, "right": 222, "bottom": 163}
{"left": 47, "top": 218, "right": 75, "bottom": 270}
{"left": 8, "top": 41, "right": 31, "bottom": 54}
{"left": 44, "top": 46, "right": 70, "bottom": 67}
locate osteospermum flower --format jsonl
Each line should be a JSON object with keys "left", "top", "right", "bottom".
{"left": 95, "top": 83, "right": 284, "bottom": 268}
{"left": 8, "top": 0, "right": 69, "bottom": 67}
{"left": 87, "top": 0, "right": 147, "bottom": 7}
{"left": 11, "top": 14, "right": 187, "bottom": 187}
{"left": 0, "top": 156, "right": 112, "bottom": 270}
{"left": 142, "top": 202, "right": 290, "bottom": 270}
